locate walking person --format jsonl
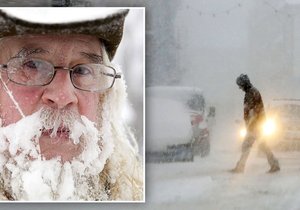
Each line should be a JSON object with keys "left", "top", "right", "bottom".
{"left": 231, "top": 74, "right": 280, "bottom": 173}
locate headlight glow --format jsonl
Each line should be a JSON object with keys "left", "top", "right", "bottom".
{"left": 239, "top": 128, "right": 247, "bottom": 138}
{"left": 263, "top": 119, "right": 276, "bottom": 136}
{"left": 238, "top": 118, "right": 277, "bottom": 139}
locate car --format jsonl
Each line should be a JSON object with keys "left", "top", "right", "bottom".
{"left": 146, "top": 86, "right": 215, "bottom": 162}
{"left": 266, "top": 99, "right": 300, "bottom": 150}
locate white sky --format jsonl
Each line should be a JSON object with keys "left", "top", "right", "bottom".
{"left": 0, "top": 7, "right": 126, "bottom": 23}
{"left": 286, "top": 0, "right": 300, "bottom": 4}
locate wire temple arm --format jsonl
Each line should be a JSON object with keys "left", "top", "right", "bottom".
{"left": 101, "top": 72, "right": 122, "bottom": 79}
{"left": 115, "top": 73, "right": 122, "bottom": 79}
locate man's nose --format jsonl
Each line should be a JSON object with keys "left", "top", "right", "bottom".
{"left": 41, "top": 70, "right": 78, "bottom": 109}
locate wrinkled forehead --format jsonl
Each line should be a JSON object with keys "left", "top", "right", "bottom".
{"left": 0, "top": 34, "right": 104, "bottom": 62}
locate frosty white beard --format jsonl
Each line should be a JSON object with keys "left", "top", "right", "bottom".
{"left": 0, "top": 107, "right": 114, "bottom": 201}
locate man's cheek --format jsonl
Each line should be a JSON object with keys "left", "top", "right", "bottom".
{"left": 0, "top": 94, "right": 41, "bottom": 125}
{"left": 79, "top": 95, "right": 100, "bottom": 123}
{"left": 81, "top": 109, "right": 98, "bottom": 123}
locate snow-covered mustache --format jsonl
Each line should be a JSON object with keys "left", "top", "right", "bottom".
{"left": 0, "top": 107, "right": 112, "bottom": 201}
{"left": 39, "top": 107, "right": 85, "bottom": 144}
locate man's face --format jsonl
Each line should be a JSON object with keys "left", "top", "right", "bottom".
{"left": 238, "top": 84, "right": 245, "bottom": 92}
{"left": 0, "top": 34, "right": 102, "bottom": 162}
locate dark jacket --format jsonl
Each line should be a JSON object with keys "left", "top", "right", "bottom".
{"left": 244, "top": 86, "right": 266, "bottom": 133}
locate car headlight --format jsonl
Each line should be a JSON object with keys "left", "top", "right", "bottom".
{"left": 238, "top": 118, "right": 277, "bottom": 139}
{"left": 262, "top": 118, "right": 276, "bottom": 136}
{"left": 239, "top": 128, "right": 247, "bottom": 138}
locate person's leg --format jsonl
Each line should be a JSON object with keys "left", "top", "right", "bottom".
{"left": 259, "top": 141, "right": 280, "bottom": 173}
{"left": 231, "top": 134, "right": 255, "bottom": 173}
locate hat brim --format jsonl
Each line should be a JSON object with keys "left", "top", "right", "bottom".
{"left": 0, "top": 9, "right": 129, "bottom": 60}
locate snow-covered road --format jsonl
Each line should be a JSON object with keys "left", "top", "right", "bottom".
{"left": 142, "top": 119, "right": 300, "bottom": 210}
{"left": 145, "top": 150, "right": 300, "bottom": 210}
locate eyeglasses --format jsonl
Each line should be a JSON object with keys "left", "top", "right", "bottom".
{"left": 0, "top": 57, "right": 121, "bottom": 92}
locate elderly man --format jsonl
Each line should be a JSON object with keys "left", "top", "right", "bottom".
{"left": 0, "top": 8, "right": 143, "bottom": 201}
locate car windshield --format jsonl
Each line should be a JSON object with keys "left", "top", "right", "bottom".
{"left": 275, "top": 104, "right": 300, "bottom": 118}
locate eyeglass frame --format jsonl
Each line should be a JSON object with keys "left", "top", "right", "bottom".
{"left": 0, "top": 58, "right": 122, "bottom": 92}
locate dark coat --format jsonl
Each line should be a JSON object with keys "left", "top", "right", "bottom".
{"left": 243, "top": 86, "right": 266, "bottom": 133}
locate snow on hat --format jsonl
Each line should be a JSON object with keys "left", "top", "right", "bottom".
{"left": 0, "top": 8, "right": 129, "bottom": 60}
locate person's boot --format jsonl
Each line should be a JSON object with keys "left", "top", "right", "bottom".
{"left": 267, "top": 160, "right": 280, "bottom": 173}
{"left": 229, "top": 161, "right": 245, "bottom": 173}
{"left": 261, "top": 143, "right": 280, "bottom": 173}
{"left": 229, "top": 167, "right": 244, "bottom": 173}
{"left": 268, "top": 164, "right": 280, "bottom": 173}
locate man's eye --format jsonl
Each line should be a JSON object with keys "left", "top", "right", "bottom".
{"left": 73, "top": 66, "right": 92, "bottom": 75}
{"left": 23, "top": 60, "right": 39, "bottom": 69}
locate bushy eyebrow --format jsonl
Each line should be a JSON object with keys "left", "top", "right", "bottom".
{"left": 12, "top": 47, "right": 49, "bottom": 59}
{"left": 80, "top": 52, "right": 103, "bottom": 64}
{"left": 11, "top": 48, "right": 103, "bottom": 64}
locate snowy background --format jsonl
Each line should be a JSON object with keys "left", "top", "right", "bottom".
{"left": 2, "top": 0, "right": 300, "bottom": 209}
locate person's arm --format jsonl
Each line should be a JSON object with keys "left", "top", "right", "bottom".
{"left": 245, "top": 90, "right": 260, "bottom": 129}
{"left": 248, "top": 90, "right": 266, "bottom": 130}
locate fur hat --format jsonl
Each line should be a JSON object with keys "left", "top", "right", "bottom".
{"left": 0, "top": 9, "right": 129, "bottom": 60}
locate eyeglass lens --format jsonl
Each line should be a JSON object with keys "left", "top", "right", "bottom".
{"left": 5, "top": 58, "right": 116, "bottom": 92}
